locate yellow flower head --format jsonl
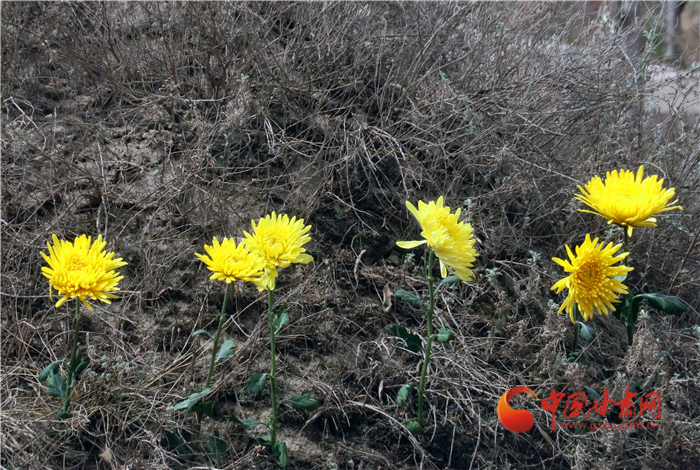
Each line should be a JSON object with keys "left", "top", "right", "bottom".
{"left": 195, "top": 237, "right": 265, "bottom": 284}
{"left": 397, "top": 196, "right": 478, "bottom": 281}
{"left": 244, "top": 212, "right": 313, "bottom": 291}
{"left": 551, "top": 234, "right": 633, "bottom": 322}
{"left": 41, "top": 234, "right": 127, "bottom": 311}
{"left": 576, "top": 165, "right": 682, "bottom": 237}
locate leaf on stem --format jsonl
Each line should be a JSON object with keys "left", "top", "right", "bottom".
{"left": 437, "top": 275, "right": 461, "bottom": 289}
{"left": 206, "top": 430, "right": 227, "bottom": 466}
{"left": 577, "top": 322, "right": 596, "bottom": 342}
{"left": 384, "top": 324, "right": 422, "bottom": 353}
{"left": 638, "top": 293, "right": 687, "bottom": 316}
{"left": 191, "top": 399, "right": 214, "bottom": 421}
{"left": 216, "top": 339, "right": 236, "bottom": 362}
{"left": 272, "top": 442, "right": 289, "bottom": 468}
{"left": 396, "top": 382, "right": 415, "bottom": 406}
{"left": 288, "top": 393, "right": 321, "bottom": 412}
{"left": 394, "top": 290, "right": 424, "bottom": 309}
{"left": 273, "top": 310, "right": 289, "bottom": 335}
{"left": 38, "top": 361, "right": 61, "bottom": 382}
{"left": 45, "top": 371, "right": 67, "bottom": 399}
{"left": 163, "top": 431, "right": 187, "bottom": 455}
{"left": 56, "top": 405, "right": 72, "bottom": 420}
{"left": 192, "top": 329, "right": 212, "bottom": 338}
{"left": 436, "top": 326, "right": 454, "bottom": 343}
{"left": 247, "top": 373, "right": 269, "bottom": 393}
{"left": 73, "top": 356, "right": 90, "bottom": 379}
{"left": 170, "top": 388, "right": 211, "bottom": 411}
{"left": 404, "top": 418, "right": 422, "bottom": 435}
{"left": 584, "top": 386, "right": 602, "bottom": 400}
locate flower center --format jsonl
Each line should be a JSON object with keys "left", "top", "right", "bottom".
{"left": 576, "top": 259, "right": 604, "bottom": 295}
{"left": 264, "top": 234, "right": 286, "bottom": 258}
{"left": 430, "top": 211, "right": 456, "bottom": 241}
{"left": 224, "top": 254, "right": 242, "bottom": 266}
{"left": 66, "top": 254, "right": 88, "bottom": 274}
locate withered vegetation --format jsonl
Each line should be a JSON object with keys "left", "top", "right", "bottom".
{"left": 2, "top": 2, "right": 699, "bottom": 469}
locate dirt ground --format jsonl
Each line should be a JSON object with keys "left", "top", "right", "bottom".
{"left": 2, "top": 3, "right": 700, "bottom": 470}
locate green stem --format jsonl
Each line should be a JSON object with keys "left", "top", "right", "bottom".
{"left": 417, "top": 250, "right": 436, "bottom": 427}
{"left": 268, "top": 288, "right": 279, "bottom": 446}
{"left": 622, "top": 227, "right": 635, "bottom": 346}
{"left": 206, "top": 283, "right": 230, "bottom": 389}
{"left": 572, "top": 303, "right": 581, "bottom": 353}
{"left": 627, "top": 317, "right": 635, "bottom": 347}
{"left": 64, "top": 299, "right": 82, "bottom": 413}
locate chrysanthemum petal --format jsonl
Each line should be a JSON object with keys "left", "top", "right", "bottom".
{"left": 400, "top": 197, "right": 478, "bottom": 280}
{"left": 296, "top": 254, "right": 314, "bottom": 264}
{"left": 196, "top": 237, "right": 265, "bottom": 285}
{"left": 551, "top": 234, "right": 633, "bottom": 323}
{"left": 576, "top": 165, "right": 682, "bottom": 235}
{"left": 41, "top": 234, "right": 127, "bottom": 310}
{"left": 397, "top": 240, "right": 426, "bottom": 249}
{"left": 244, "top": 212, "right": 314, "bottom": 291}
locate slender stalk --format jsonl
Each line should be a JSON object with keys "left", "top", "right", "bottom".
{"left": 417, "top": 251, "right": 436, "bottom": 427}
{"left": 206, "top": 282, "right": 230, "bottom": 389}
{"left": 267, "top": 288, "right": 279, "bottom": 446}
{"left": 627, "top": 316, "right": 635, "bottom": 346}
{"left": 622, "top": 228, "right": 635, "bottom": 346}
{"left": 64, "top": 300, "right": 82, "bottom": 413}
{"left": 622, "top": 228, "right": 630, "bottom": 255}
{"left": 572, "top": 303, "right": 581, "bottom": 353}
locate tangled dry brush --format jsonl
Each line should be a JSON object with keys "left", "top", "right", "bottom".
{"left": 2, "top": 2, "right": 700, "bottom": 469}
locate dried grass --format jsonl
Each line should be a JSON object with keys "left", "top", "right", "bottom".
{"left": 2, "top": 2, "right": 700, "bottom": 469}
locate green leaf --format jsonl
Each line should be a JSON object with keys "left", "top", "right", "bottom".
{"left": 585, "top": 387, "right": 602, "bottom": 400}
{"left": 396, "top": 382, "right": 415, "bottom": 406}
{"left": 273, "top": 311, "right": 289, "bottom": 335}
{"left": 247, "top": 373, "right": 268, "bottom": 393}
{"left": 191, "top": 399, "right": 214, "bottom": 421}
{"left": 438, "top": 275, "right": 461, "bottom": 288}
{"left": 170, "top": 388, "right": 211, "bottom": 411}
{"left": 611, "top": 295, "right": 627, "bottom": 320}
{"left": 639, "top": 293, "right": 687, "bottom": 316}
{"left": 163, "top": 431, "right": 187, "bottom": 455}
{"left": 192, "top": 329, "right": 212, "bottom": 338}
{"left": 272, "top": 442, "right": 289, "bottom": 468}
{"left": 404, "top": 418, "right": 422, "bottom": 435}
{"left": 394, "top": 290, "right": 424, "bottom": 309}
{"left": 436, "top": 326, "right": 454, "bottom": 343}
{"left": 73, "top": 356, "right": 90, "bottom": 379}
{"left": 288, "top": 393, "right": 320, "bottom": 412}
{"left": 384, "top": 324, "right": 422, "bottom": 353}
{"left": 56, "top": 404, "right": 72, "bottom": 420}
{"left": 613, "top": 293, "right": 643, "bottom": 326}
{"left": 577, "top": 322, "right": 596, "bottom": 342}
{"left": 45, "top": 371, "right": 67, "bottom": 399}
{"left": 216, "top": 339, "right": 236, "bottom": 363}
{"left": 206, "top": 430, "right": 227, "bottom": 465}
{"left": 38, "top": 361, "right": 61, "bottom": 382}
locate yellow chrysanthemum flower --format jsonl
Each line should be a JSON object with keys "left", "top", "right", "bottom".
{"left": 551, "top": 234, "right": 633, "bottom": 323}
{"left": 41, "top": 234, "right": 127, "bottom": 311}
{"left": 397, "top": 196, "right": 478, "bottom": 281}
{"left": 244, "top": 212, "right": 313, "bottom": 291}
{"left": 195, "top": 237, "right": 265, "bottom": 284}
{"left": 576, "top": 165, "right": 682, "bottom": 237}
